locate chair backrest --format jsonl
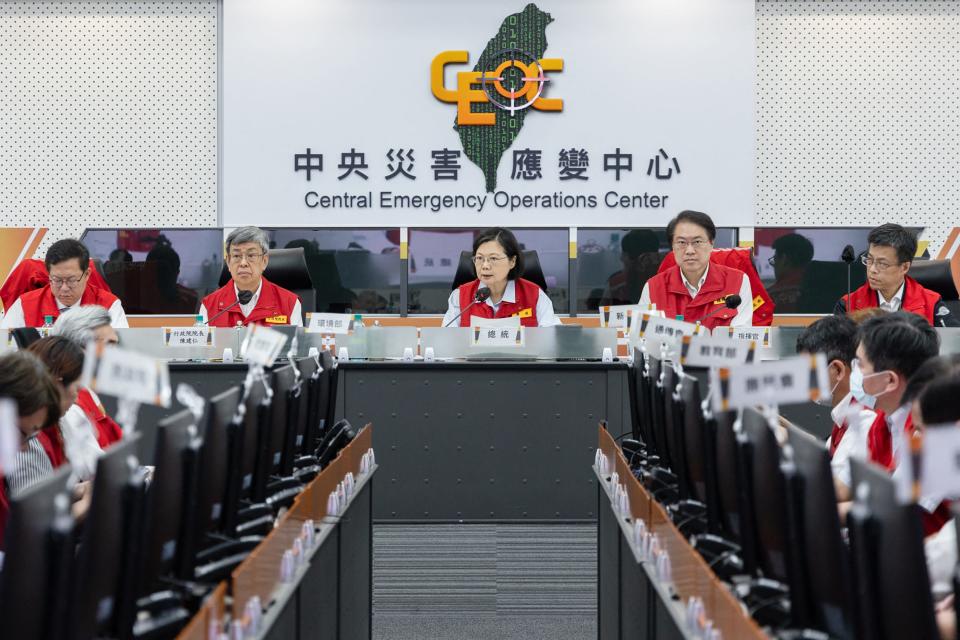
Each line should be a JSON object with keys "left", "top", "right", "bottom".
{"left": 798, "top": 260, "right": 868, "bottom": 313}
{"left": 451, "top": 250, "right": 549, "bottom": 292}
{"left": 219, "top": 247, "right": 315, "bottom": 320}
{"left": 910, "top": 259, "right": 959, "bottom": 301}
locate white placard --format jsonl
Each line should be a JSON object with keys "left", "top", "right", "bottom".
{"left": 637, "top": 313, "right": 704, "bottom": 356}
{"left": 163, "top": 326, "right": 212, "bottom": 348}
{"left": 716, "top": 325, "right": 773, "bottom": 349}
{"left": 599, "top": 305, "right": 640, "bottom": 330}
{"left": 471, "top": 326, "right": 525, "bottom": 348}
{"left": 81, "top": 344, "right": 172, "bottom": 407}
{"left": 223, "top": 0, "right": 754, "bottom": 227}
{"left": 471, "top": 316, "right": 521, "bottom": 329}
{"left": 709, "top": 354, "right": 828, "bottom": 412}
{"left": 306, "top": 313, "right": 353, "bottom": 335}
{"left": 679, "top": 335, "right": 754, "bottom": 368}
{"left": 241, "top": 325, "right": 289, "bottom": 367}
{"left": 919, "top": 424, "right": 960, "bottom": 500}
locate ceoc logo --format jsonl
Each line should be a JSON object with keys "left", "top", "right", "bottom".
{"left": 431, "top": 48, "right": 563, "bottom": 125}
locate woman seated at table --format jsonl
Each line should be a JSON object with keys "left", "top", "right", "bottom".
{"left": 442, "top": 227, "right": 562, "bottom": 328}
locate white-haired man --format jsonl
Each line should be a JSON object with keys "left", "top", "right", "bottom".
{"left": 199, "top": 226, "right": 303, "bottom": 327}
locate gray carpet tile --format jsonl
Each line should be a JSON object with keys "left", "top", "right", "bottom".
{"left": 373, "top": 524, "right": 596, "bottom": 616}
{"left": 373, "top": 614, "right": 596, "bottom": 640}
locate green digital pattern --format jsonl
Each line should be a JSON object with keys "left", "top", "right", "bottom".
{"left": 454, "top": 3, "right": 553, "bottom": 193}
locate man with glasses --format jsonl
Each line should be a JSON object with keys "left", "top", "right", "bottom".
{"left": 199, "top": 226, "right": 303, "bottom": 327}
{"left": 638, "top": 210, "right": 753, "bottom": 328}
{"left": 834, "top": 223, "right": 957, "bottom": 326}
{"left": 0, "top": 239, "right": 127, "bottom": 328}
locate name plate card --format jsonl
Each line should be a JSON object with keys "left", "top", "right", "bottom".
{"left": 717, "top": 325, "right": 773, "bottom": 349}
{"left": 918, "top": 424, "right": 960, "bottom": 501}
{"left": 599, "top": 305, "right": 640, "bottom": 331}
{"left": 306, "top": 313, "right": 353, "bottom": 334}
{"left": 680, "top": 334, "right": 755, "bottom": 367}
{"left": 710, "top": 354, "right": 828, "bottom": 412}
{"left": 81, "top": 343, "right": 171, "bottom": 407}
{"left": 471, "top": 326, "right": 525, "bottom": 348}
{"left": 471, "top": 316, "right": 521, "bottom": 329}
{"left": 637, "top": 313, "right": 704, "bottom": 356}
{"left": 242, "top": 325, "right": 288, "bottom": 367}
{"left": 163, "top": 326, "right": 213, "bottom": 347}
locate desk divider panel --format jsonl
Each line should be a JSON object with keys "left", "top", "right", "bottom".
{"left": 597, "top": 426, "right": 767, "bottom": 640}
{"left": 174, "top": 581, "right": 227, "bottom": 640}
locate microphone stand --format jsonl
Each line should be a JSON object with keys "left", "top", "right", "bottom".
{"left": 443, "top": 299, "right": 482, "bottom": 328}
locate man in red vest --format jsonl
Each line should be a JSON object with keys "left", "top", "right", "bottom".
{"left": 1, "top": 239, "right": 127, "bottom": 329}
{"left": 835, "top": 223, "right": 957, "bottom": 326}
{"left": 200, "top": 226, "right": 303, "bottom": 327}
{"left": 639, "top": 210, "right": 753, "bottom": 329}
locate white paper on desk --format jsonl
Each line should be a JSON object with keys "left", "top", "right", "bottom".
{"left": 471, "top": 316, "right": 521, "bottom": 329}
{"left": 471, "top": 326, "right": 525, "bottom": 348}
{"left": 81, "top": 343, "right": 171, "bottom": 407}
{"left": 716, "top": 325, "right": 773, "bottom": 349}
{"left": 306, "top": 312, "right": 353, "bottom": 334}
{"left": 680, "top": 334, "right": 755, "bottom": 367}
{"left": 163, "top": 326, "right": 212, "bottom": 347}
{"left": 919, "top": 423, "right": 960, "bottom": 500}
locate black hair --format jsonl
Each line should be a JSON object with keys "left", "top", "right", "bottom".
{"left": 621, "top": 229, "right": 660, "bottom": 257}
{"left": 903, "top": 354, "right": 960, "bottom": 409}
{"left": 772, "top": 233, "right": 815, "bottom": 267}
{"left": 666, "top": 210, "right": 716, "bottom": 244}
{"left": 795, "top": 315, "right": 858, "bottom": 365}
{"left": 919, "top": 368, "right": 960, "bottom": 425}
{"left": 857, "top": 311, "right": 940, "bottom": 379}
{"left": 473, "top": 227, "right": 524, "bottom": 280}
{"left": 867, "top": 224, "right": 917, "bottom": 265}
{"left": 26, "top": 335, "right": 85, "bottom": 388}
{"left": 45, "top": 238, "right": 90, "bottom": 272}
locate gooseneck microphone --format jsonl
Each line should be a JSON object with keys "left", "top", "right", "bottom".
{"left": 697, "top": 294, "right": 742, "bottom": 326}
{"left": 443, "top": 286, "right": 491, "bottom": 327}
{"left": 206, "top": 289, "right": 254, "bottom": 325}
{"left": 841, "top": 244, "right": 856, "bottom": 310}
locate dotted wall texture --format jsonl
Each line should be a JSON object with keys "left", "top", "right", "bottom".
{"left": 0, "top": 0, "right": 217, "bottom": 253}
{"left": 757, "top": 0, "right": 960, "bottom": 254}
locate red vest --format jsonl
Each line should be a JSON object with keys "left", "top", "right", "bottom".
{"left": 201, "top": 277, "right": 301, "bottom": 328}
{"left": 0, "top": 476, "right": 7, "bottom": 550}
{"left": 17, "top": 283, "right": 119, "bottom": 328}
{"left": 457, "top": 278, "right": 541, "bottom": 327}
{"left": 1, "top": 258, "right": 111, "bottom": 312}
{"left": 645, "top": 263, "right": 745, "bottom": 329}
{"left": 37, "top": 426, "right": 67, "bottom": 468}
{"left": 77, "top": 388, "right": 123, "bottom": 448}
{"left": 828, "top": 424, "right": 847, "bottom": 458}
{"left": 841, "top": 276, "right": 941, "bottom": 324}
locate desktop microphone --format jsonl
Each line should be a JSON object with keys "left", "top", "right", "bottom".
{"left": 697, "top": 294, "right": 742, "bottom": 326}
{"left": 841, "top": 244, "right": 856, "bottom": 309}
{"left": 206, "top": 289, "right": 254, "bottom": 325}
{"left": 442, "top": 286, "right": 491, "bottom": 327}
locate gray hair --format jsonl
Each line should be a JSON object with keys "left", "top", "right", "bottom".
{"left": 226, "top": 226, "right": 270, "bottom": 255}
{"left": 52, "top": 304, "right": 111, "bottom": 346}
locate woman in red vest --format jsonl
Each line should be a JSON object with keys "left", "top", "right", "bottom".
{"left": 639, "top": 211, "right": 753, "bottom": 329}
{"left": 442, "top": 227, "right": 561, "bottom": 328}
{"left": 200, "top": 226, "right": 303, "bottom": 327}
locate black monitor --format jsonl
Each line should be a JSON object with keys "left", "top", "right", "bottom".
{"left": 849, "top": 458, "right": 938, "bottom": 640}
{"left": 240, "top": 373, "right": 269, "bottom": 504}
{"left": 262, "top": 364, "right": 297, "bottom": 484}
{"left": 70, "top": 436, "right": 143, "bottom": 640}
{"left": 139, "top": 410, "right": 197, "bottom": 597}
{"left": 283, "top": 356, "right": 318, "bottom": 474}
{"left": 713, "top": 410, "right": 757, "bottom": 574}
{"left": 661, "top": 364, "right": 688, "bottom": 496}
{"left": 786, "top": 425, "right": 855, "bottom": 638}
{"left": 177, "top": 386, "right": 241, "bottom": 580}
{"left": 647, "top": 355, "right": 670, "bottom": 467}
{"left": 320, "top": 350, "right": 338, "bottom": 441}
{"left": 631, "top": 348, "right": 655, "bottom": 450}
{"left": 680, "top": 374, "right": 709, "bottom": 506}
{"left": 0, "top": 464, "right": 74, "bottom": 640}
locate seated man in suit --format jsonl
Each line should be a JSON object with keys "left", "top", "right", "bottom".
{"left": 200, "top": 226, "right": 303, "bottom": 327}
{"left": 1, "top": 238, "right": 127, "bottom": 329}
{"left": 835, "top": 223, "right": 958, "bottom": 326}
{"left": 638, "top": 210, "right": 752, "bottom": 328}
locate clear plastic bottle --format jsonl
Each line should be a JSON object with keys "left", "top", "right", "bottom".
{"left": 353, "top": 313, "right": 365, "bottom": 328}
{"left": 43, "top": 314, "right": 54, "bottom": 328}
{"left": 194, "top": 314, "right": 205, "bottom": 326}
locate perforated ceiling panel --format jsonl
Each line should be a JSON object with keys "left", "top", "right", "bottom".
{"left": 757, "top": 0, "right": 960, "bottom": 255}
{"left": 0, "top": 0, "right": 218, "bottom": 254}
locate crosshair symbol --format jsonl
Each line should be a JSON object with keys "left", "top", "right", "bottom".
{"left": 478, "top": 48, "right": 551, "bottom": 116}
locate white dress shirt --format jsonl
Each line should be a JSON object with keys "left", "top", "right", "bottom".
{"left": 60, "top": 404, "right": 104, "bottom": 481}
{"left": 877, "top": 281, "right": 906, "bottom": 312}
{"left": 442, "top": 280, "right": 562, "bottom": 327}
{"left": 636, "top": 263, "right": 754, "bottom": 326}
{"left": 0, "top": 294, "right": 128, "bottom": 329}
{"left": 926, "top": 519, "right": 957, "bottom": 601}
{"left": 198, "top": 280, "right": 303, "bottom": 327}
{"left": 828, "top": 392, "right": 877, "bottom": 489}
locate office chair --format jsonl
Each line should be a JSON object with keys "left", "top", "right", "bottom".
{"left": 11, "top": 327, "right": 41, "bottom": 349}
{"left": 910, "top": 259, "right": 959, "bottom": 301}
{"left": 451, "top": 250, "right": 549, "bottom": 292}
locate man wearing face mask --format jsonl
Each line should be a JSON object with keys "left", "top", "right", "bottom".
{"left": 795, "top": 315, "right": 876, "bottom": 500}
{"left": 851, "top": 312, "right": 940, "bottom": 472}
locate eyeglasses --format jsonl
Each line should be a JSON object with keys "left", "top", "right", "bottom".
{"left": 472, "top": 255, "right": 508, "bottom": 266}
{"left": 49, "top": 273, "right": 86, "bottom": 289}
{"left": 228, "top": 251, "right": 265, "bottom": 264}
{"left": 672, "top": 239, "right": 709, "bottom": 251}
{"left": 767, "top": 255, "right": 777, "bottom": 267}
{"left": 861, "top": 255, "right": 899, "bottom": 271}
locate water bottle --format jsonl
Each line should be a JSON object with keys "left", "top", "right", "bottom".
{"left": 194, "top": 314, "right": 204, "bottom": 327}
{"left": 43, "top": 315, "right": 54, "bottom": 329}
{"left": 353, "top": 313, "right": 365, "bottom": 329}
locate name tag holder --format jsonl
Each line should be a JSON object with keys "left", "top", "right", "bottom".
{"left": 471, "top": 326, "right": 525, "bottom": 348}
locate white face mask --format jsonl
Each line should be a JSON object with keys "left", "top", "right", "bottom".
{"left": 850, "top": 359, "right": 890, "bottom": 409}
